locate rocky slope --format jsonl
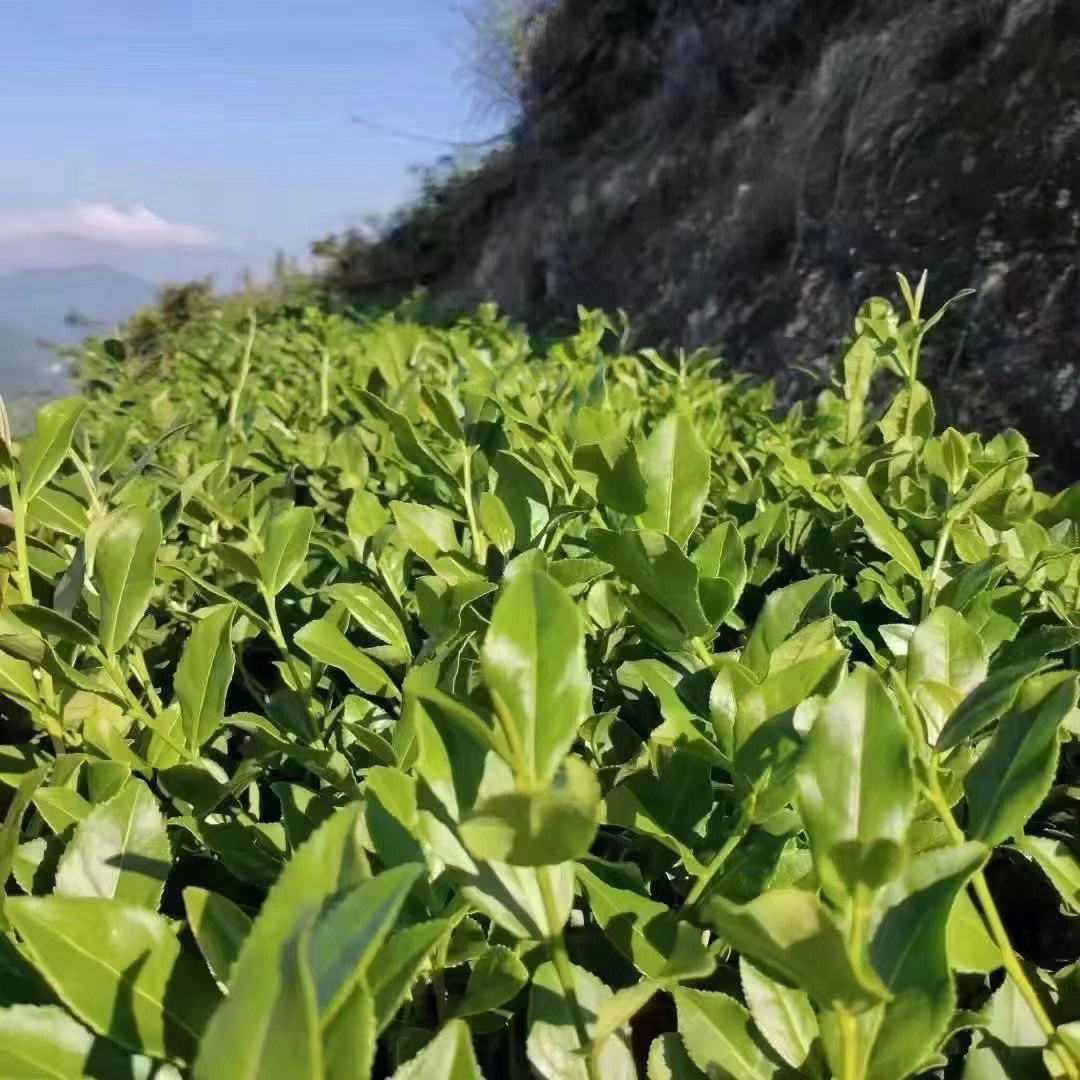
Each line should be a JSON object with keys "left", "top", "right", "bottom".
{"left": 330, "top": 0, "right": 1080, "bottom": 484}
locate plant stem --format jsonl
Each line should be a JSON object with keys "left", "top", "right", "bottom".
{"left": 262, "top": 587, "right": 307, "bottom": 693}
{"left": 227, "top": 312, "right": 257, "bottom": 435}
{"left": 7, "top": 471, "right": 32, "bottom": 602}
{"left": 926, "top": 769, "right": 1079, "bottom": 1079}
{"left": 921, "top": 516, "right": 954, "bottom": 619}
{"left": 683, "top": 813, "right": 749, "bottom": 910}
{"left": 537, "top": 868, "right": 599, "bottom": 1080}
{"left": 461, "top": 447, "right": 487, "bottom": 564}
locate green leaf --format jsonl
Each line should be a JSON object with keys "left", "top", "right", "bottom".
{"left": 328, "top": 583, "right": 411, "bottom": 662}
{"left": 176, "top": 605, "right": 236, "bottom": 750}
{"left": 256, "top": 506, "right": 314, "bottom": 596}
{"left": 936, "top": 660, "right": 1052, "bottom": 751}
{"left": 461, "top": 756, "right": 601, "bottom": 866}
{"left": 693, "top": 521, "right": 747, "bottom": 626}
{"left": 527, "top": 962, "right": 636, "bottom": 1080}
{"left": 0, "top": 1004, "right": 170, "bottom": 1080}
{"left": 576, "top": 859, "right": 715, "bottom": 983}
{"left": 307, "top": 863, "right": 422, "bottom": 1021}
{"left": 698, "top": 888, "right": 888, "bottom": 1008}
{"left": 480, "top": 568, "right": 590, "bottom": 783}
{"left": 740, "top": 957, "right": 819, "bottom": 1072}
{"left": 17, "top": 397, "right": 86, "bottom": 502}
{"left": 391, "top": 1019, "right": 487, "bottom": 1080}
{"left": 838, "top": 476, "right": 924, "bottom": 583}
{"left": 0, "top": 766, "right": 46, "bottom": 918}
{"left": 194, "top": 803, "right": 369, "bottom": 1080}
{"left": 478, "top": 491, "right": 516, "bottom": 556}
{"left": 637, "top": 412, "right": 710, "bottom": 547}
{"left": 866, "top": 843, "right": 987, "bottom": 1079}
{"left": 588, "top": 528, "right": 711, "bottom": 647}
{"left": 457, "top": 946, "right": 528, "bottom": 1017}
{"left": 53, "top": 778, "right": 170, "bottom": 909}
{"left": 93, "top": 506, "right": 162, "bottom": 655}
{"left": 295, "top": 617, "right": 398, "bottom": 699}
{"left": 183, "top": 887, "right": 252, "bottom": 985}
{"left": 741, "top": 576, "right": 836, "bottom": 679}
{"left": 1015, "top": 835, "right": 1080, "bottom": 916}
{"left": 964, "top": 673, "right": 1078, "bottom": 846}
{"left": 323, "top": 981, "right": 376, "bottom": 1080}
{"left": 908, "top": 607, "right": 987, "bottom": 698}
{"left": 647, "top": 1033, "right": 707, "bottom": 1080}
{"left": 946, "top": 888, "right": 1002, "bottom": 974}
{"left": 6, "top": 895, "right": 221, "bottom": 1061}
{"left": 370, "top": 921, "right": 451, "bottom": 1034}
{"left": 673, "top": 988, "right": 789, "bottom": 1080}
{"left": 797, "top": 665, "right": 916, "bottom": 898}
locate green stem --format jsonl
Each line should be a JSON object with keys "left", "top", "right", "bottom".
{"left": 461, "top": 448, "right": 487, "bottom": 564}
{"left": 683, "top": 813, "right": 749, "bottom": 910}
{"left": 537, "top": 868, "right": 599, "bottom": 1080}
{"left": 921, "top": 516, "right": 954, "bottom": 619}
{"left": 262, "top": 587, "right": 307, "bottom": 693}
{"left": 107, "top": 658, "right": 196, "bottom": 764}
{"left": 692, "top": 637, "right": 721, "bottom": 676}
{"left": 227, "top": 313, "right": 257, "bottom": 435}
{"left": 837, "top": 1010, "right": 863, "bottom": 1080}
{"left": 7, "top": 471, "right": 31, "bottom": 602}
{"left": 319, "top": 346, "right": 330, "bottom": 420}
{"left": 926, "top": 769, "right": 1079, "bottom": 1079}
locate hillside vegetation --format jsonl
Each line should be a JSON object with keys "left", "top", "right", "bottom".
{"left": 2, "top": 276, "right": 1080, "bottom": 1077}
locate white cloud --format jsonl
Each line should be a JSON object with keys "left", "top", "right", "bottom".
{"left": 0, "top": 202, "right": 217, "bottom": 249}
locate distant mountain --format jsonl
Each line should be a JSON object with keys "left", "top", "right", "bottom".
{"left": 0, "top": 265, "right": 157, "bottom": 401}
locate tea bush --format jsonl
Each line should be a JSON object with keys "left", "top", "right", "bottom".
{"left": 2, "top": 274, "right": 1080, "bottom": 1078}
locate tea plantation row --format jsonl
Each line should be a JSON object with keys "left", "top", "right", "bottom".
{"left": 2, "top": 276, "right": 1080, "bottom": 1078}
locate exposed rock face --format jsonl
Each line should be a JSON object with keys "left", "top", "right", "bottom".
{"left": 335, "top": 0, "right": 1080, "bottom": 483}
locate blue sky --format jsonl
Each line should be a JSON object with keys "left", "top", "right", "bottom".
{"left": 0, "top": 0, "right": 507, "bottom": 284}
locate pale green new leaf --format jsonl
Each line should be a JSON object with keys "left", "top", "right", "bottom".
{"left": 54, "top": 778, "right": 170, "bottom": 909}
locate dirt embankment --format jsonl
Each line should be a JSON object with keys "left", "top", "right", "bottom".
{"left": 330, "top": 0, "right": 1080, "bottom": 484}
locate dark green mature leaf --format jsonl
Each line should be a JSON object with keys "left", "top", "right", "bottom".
{"left": 7, "top": 895, "right": 221, "bottom": 1061}
{"left": 256, "top": 506, "right": 314, "bottom": 596}
{"left": 964, "top": 673, "right": 1078, "bottom": 846}
{"left": 176, "top": 605, "right": 236, "bottom": 750}
{"left": 637, "top": 411, "right": 710, "bottom": 547}
{"left": 589, "top": 528, "right": 711, "bottom": 647}
{"left": 480, "top": 568, "right": 591, "bottom": 783}
{"left": 17, "top": 397, "right": 86, "bottom": 502}
{"left": 53, "top": 778, "right": 170, "bottom": 908}
{"left": 93, "top": 506, "right": 162, "bottom": 655}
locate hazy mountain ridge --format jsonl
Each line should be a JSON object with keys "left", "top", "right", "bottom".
{"left": 0, "top": 264, "right": 156, "bottom": 401}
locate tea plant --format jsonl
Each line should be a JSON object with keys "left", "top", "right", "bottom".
{"left": 2, "top": 274, "right": 1080, "bottom": 1078}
